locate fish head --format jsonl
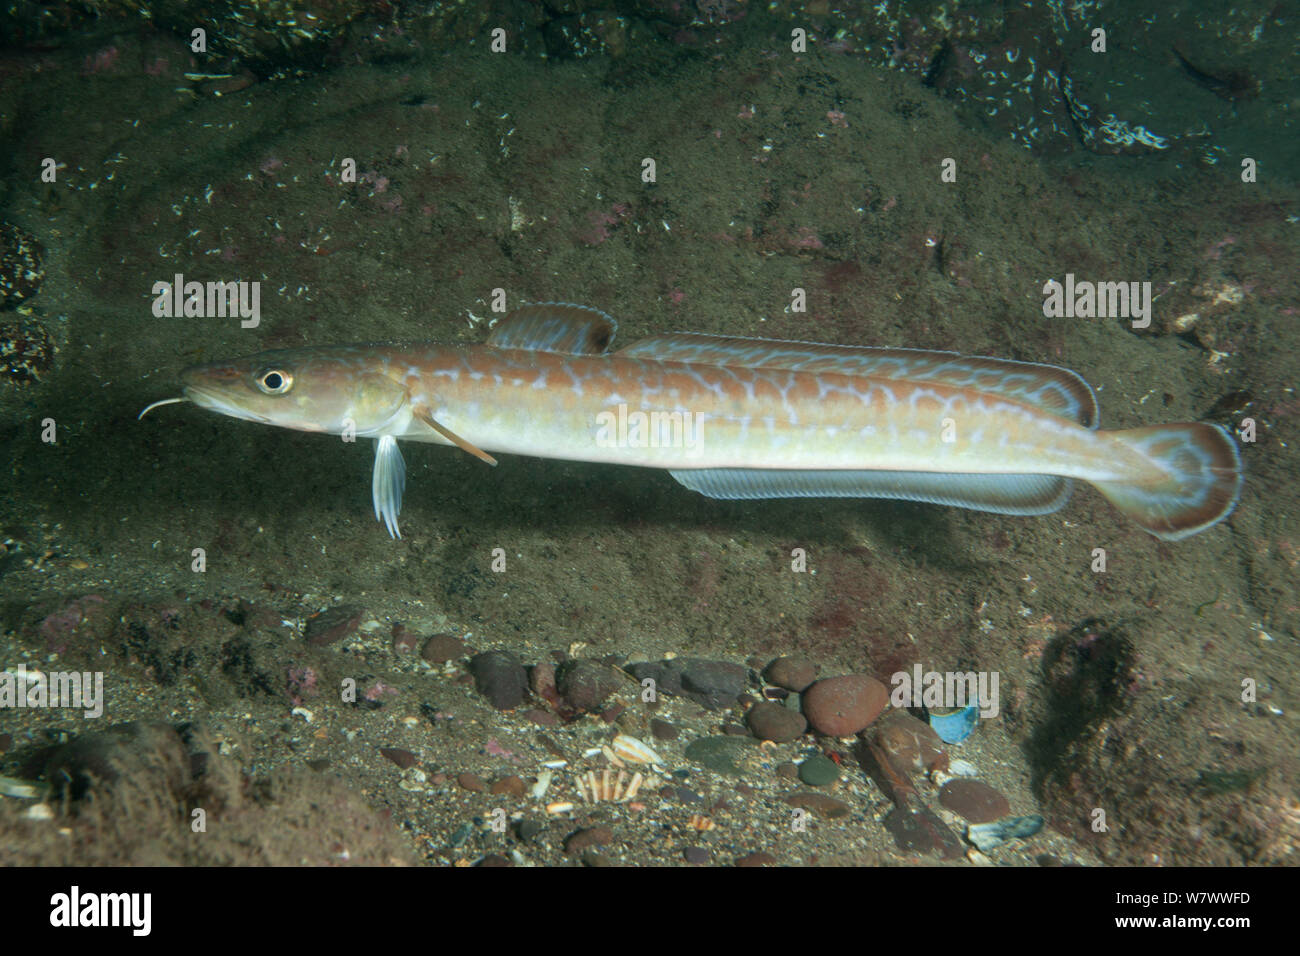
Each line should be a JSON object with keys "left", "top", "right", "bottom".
{"left": 180, "top": 348, "right": 410, "bottom": 436}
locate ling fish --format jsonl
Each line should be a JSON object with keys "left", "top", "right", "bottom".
{"left": 140, "top": 303, "right": 1242, "bottom": 540}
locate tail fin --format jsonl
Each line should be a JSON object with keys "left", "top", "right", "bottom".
{"left": 1091, "top": 424, "right": 1242, "bottom": 540}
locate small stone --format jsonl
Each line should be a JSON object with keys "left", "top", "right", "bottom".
{"left": 490, "top": 775, "right": 526, "bottom": 798}
{"left": 468, "top": 650, "right": 528, "bottom": 710}
{"left": 783, "top": 792, "right": 851, "bottom": 819}
{"left": 802, "top": 675, "right": 888, "bottom": 736}
{"left": 798, "top": 754, "right": 840, "bottom": 787}
{"left": 379, "top": 747, "right": 417, "bottom": 769}
{"left": 775, "top": 761, "right": 799, "bottom": 780}
{"left": 391, "top": 624, "right": 418, "bottom": 654}
{"left": 0, "top": 222, "right": 44, "bottom": 308}
{"left": 555, "top": 659, "right": 622, "bottom": 713}
{"left": 529, "top": 660, "right": 557, "bottom": 699}
{"left": 564, "top": 825, "right": 613, "bottom": 856}
{"left": 747, "top": 700, "right": 807, "bottom": 743}
{"left": 421, "top": 632, "right": 467, "bottom": 663}
{"left": 939, "top": 779, "right": 1010, "bottom": 823}
{"left": 736, "top": 851, "right": 777, "bottom": 866}
{"left": 304, "top": 604, "right": 364, "bottom": 646}
{"left": 680, "top": 659, "right": 748, "bottom": 709}
{"left": 683, "top": 846, "right": 710, "bottom": 864}
{"left": 650, "top": 718, "right": 678, "bottom": 741}
{"left": 523, "top": 707, "right": 559, "bottom": 727}
{"left": 765, "top": 656, "right": 816, "bottom": 692}
{"left": 874, "top": 710, "right": 949, "bottom": 774}
{"left": 516, "top": 818, "right": 545, "bottom": 842}
{"left": 477, "top": 854, "right": 512, "bottom": 867}
{"left": 683, "top": 735, "right": 756, "bottom": 776}
{"left": 457, "top": 772, "right": 487, "bottom": 793}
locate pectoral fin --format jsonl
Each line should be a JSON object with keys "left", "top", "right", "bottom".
{"left": 413, "top": 407, "right": 498, "bottom": 466}
{"left": 373, "top": 435, "right": 406, "bottom": 538}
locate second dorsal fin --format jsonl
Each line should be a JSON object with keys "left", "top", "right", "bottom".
{"left": 486, "top": 303, "right": 617, "bottom": 355}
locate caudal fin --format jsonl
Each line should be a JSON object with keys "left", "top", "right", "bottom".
{"left": 1091, "top": 423, "right": 1242, "bottom": 540}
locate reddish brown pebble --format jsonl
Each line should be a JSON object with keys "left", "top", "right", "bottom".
{"left": 564, "top": 826, "right": 613, "bottom": 856}
{"left": 457, "top": 772, "right": 487, "bottom": 793}
{"left": 379, "top": 747, "right": 417, "bottom": 769}
{"left": 650, "top": 718, "right": 678, "bottom": 741}
{"left": 765, "top": 656, "right": 817, "bottom": 692}
{"left": 784, "top": 792, "right": 851, "bottom": 819}
{"left": 304, "top": 604, "right": 364, "bottom": 646}
{"left": 421, "top": 632, "right": 467, "bottom": 663}
{"left": 736, "top": 851, "right": 777, "bottom": 867}
{"left": 391, "top": 624, "right": 418, "bottom": 654}
{"left": 490, "top": 775, "right": 526, "bottom": 798}
{"left": 523, "top": 707, "right": 559, "bottom": 727}
{"left": 802, "top": 675, "right": 888, "bottom": 736}
{"left": 939, "top": 779, "right": 1010, "bottom": 823}
{"left": 775, "top": 761, "right": 800, "bottom": 780}
{"left": 874, "top": 710, "right": 949, "bottom": 774}
{"left": 476, "top": 854, "right": 513, "bottom": 867}
{"left": 747, "top": 700, "right": 808, "bottom": 743}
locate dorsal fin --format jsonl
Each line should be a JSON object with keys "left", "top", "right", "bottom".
{"left": 486, "top": 303, "right": 617, "bottom": 355}
{"left": 618, "top": 332, "right": 1099, "bottom": 427}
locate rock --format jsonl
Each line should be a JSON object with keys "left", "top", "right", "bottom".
{"left": 683, "top": 735, "right": 756, "bottom": 776}
{"left": 516, "top": 818, "right": 545, "bottom": 842}
{"left": 650, "top": 718, "right": 678, "bottom": 741}
{"left": 529, "top": 660, "right": 557, "bottom": 699}
{"left": 775, "top": 761, "right": 799, "bottom": 780}
{"left": 802, "top": 675, "right": 888, "bottom": 736}
{"left": 967, "top": 814, "right": 1044, "bottom": 851}
{"left": 468, "top": 650, "right": 527, "bottom": 710}
{"left": 379, "top": 747, "right": 417, "bottom": 769}
{"left": 555, "top": 659, "right": 622, "bottom": 713}
{"left": 746, "top": 701, "right": 807, "bottom": 743}
{"left": 421, "top": 632, "right": 467, "bottom": 663}
{"left": 939, "top": 779, "right": 1011, "bottom": 823}
{"left": 783, "top": 792, "right": 851, "bottom": 819}
{"left": 884, "top": 805, "right": 965, "bottom": 858}
{"left": 477, "top": 854, "right": 512, "bottom": 867}
{"left": 390, "top": 624, "right": 418, "bottom": 654}
{"left": 798, "top": 754, "right": 840, "bottom": 787}
{"left": 564, "top": 825, "right": 613, "bottom": 856}
{"left": 765, "top": 656, "right": 817, "bottom": 692}
{"left": 683, "top": 846, "right": 711, "bottom": 864}
{"left": 304, "top": 605, "right": 364, "bottom": 647}
{"left": 523, "top": 707, "right": 559, "bottom": 727}
{"left": 736, "top": 851, "right": 777, "bottom": 866}
{"left": 873, "top": 710, "right": 949, "bottom": 774}
{"left": 456, "top": 772, "right": 487, "bottom": 792}
{"left": 626, "top": 658, "right": 747, "bottom": 710}
{"left": 490, "top": 775, "right": 526, "bottom": 798}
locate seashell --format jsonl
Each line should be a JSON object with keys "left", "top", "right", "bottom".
{"left": 610, "top": 734, "right": 663, "bottom": 766}
{"left": 966, "top": 814, "right": 1044, "bottom": 852}
{"left": 575, "top": 768, "right": 643, "bottom": 804}
{"left": 545, "top": 801, "right": 575, "bottom": 815}
{"left": 686, "top": 813, "right": 715, "bottom": 831}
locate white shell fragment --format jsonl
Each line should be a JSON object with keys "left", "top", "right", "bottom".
{"left": 610, "top": 734, "right": 662, "bottom": 766}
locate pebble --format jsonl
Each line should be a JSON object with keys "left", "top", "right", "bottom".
{"left": 683, "top": 846, "right": 711, "bottom": 864}
{"left": 468, "top": 650, "right": 528, "bottom": 709}
{"left": 746, "top": 701, "right": 807, "bottom": 743}
{"left": 456, "top": 772, "right": 487, "bottom": 793}
{"left": 304, "top": 604, "right": 364, "bottom": 646}
{"left": 477, "top": 854, "right": 512, "bottom": 867}
{"left": 798, "top": 754, "right": 840, "bottom": 787}
{"left": 379, "top": 747, "right": 417, "bottom": 770}
{"left": 421, "top": 632, "right": 468, "bottom": 663}
{"left": 650, "top": 718, "right": 678, "bottom": 741}
{"left": 564, "top": 825, "right": 613, "bottom": 856}
{"left": 736, "top": 851, "right": 777, "bottom": 866}
{"left": 784, "top": 792, "right": 851, "bottom": 819}
{"left": 490, "top": 775, "right": 526, "bottom": 798}
{"left": 873, "top": 710, "right": 949, "bottom": 774}
{"left": 802, "top": 675, "right": 888, "bottom": 736}
{"left": 939, "top": 779, "right": 1010, "bottom": 823}
{"left": 626, "top": 658, "right": 747, "bottom": 710}
{"left": 765, "top": 656, "right": 817, "bottom": 692}
{"left": 391, "top": 623, "right": 418, "bottom": 654}
{"left": 683, "top": 735, "right": 756, "bottom": 776}
{"left": 775, "top": 761, "right": 800, "bottom": 780}
{"left": 555, "top": 659, "right": 622, "bottom": 713}
{"left": 523, "top": 707, "right": 559, "bottom": 727}
{"left": 967, "top": 814, "right": 1045, "bottom": 852}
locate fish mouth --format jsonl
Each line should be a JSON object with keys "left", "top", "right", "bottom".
{"left": 182, "top": 384, "right": 273, "bottom": 425}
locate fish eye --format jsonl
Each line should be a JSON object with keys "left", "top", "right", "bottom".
{"left": 256, "top": 369, "right": 293, "bottom": 395}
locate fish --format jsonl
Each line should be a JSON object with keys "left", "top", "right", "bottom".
{"left": 139, "top": 302, "right": 1243, "bottom": 541}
